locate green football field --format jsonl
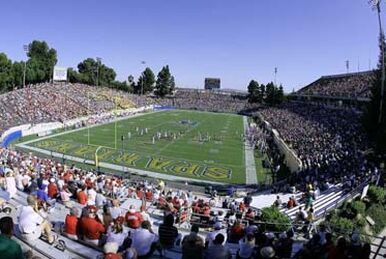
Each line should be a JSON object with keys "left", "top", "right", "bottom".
{"left": 21, "top": 110, "right": 264, "bottom": 184}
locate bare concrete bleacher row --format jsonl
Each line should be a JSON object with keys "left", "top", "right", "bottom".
{"left": 279, "top": 184, "right": 346, "bottom": 220}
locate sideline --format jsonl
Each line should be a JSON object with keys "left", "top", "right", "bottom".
{"left": 244, "top": 116, "right": 258, "bottom": 184}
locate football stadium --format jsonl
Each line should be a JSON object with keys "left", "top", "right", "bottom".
{"left": 1, "top": 1, "right": 386, "bottom": 259}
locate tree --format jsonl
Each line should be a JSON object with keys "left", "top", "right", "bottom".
{"left": 76, "top": 58, "right": 116, "bottom": 86}
{"left": 67, "top": 67, "right": 82, "bottom": 83}
{"left": 77, "top": 58, "right": 99, "bottom": 85}
{"left": 155, "top": 65, "right": 174, "bottom": 97}
{"left": 265, "top": 82, "right": 284, "bottom": 106}
{"left": 11, "top": 61, "right": 24, "bottom": 88}
{"left": 135, "top": 67, "right": 155, "bottom": 94}
{"left": 0, "top": 53, "right": 13, "bottom": 92}
{"left": 170, "top": 75, "right": 176, "bottom": 93}
{"left": 265, "top": 82, "right": 276, "bottom": 105}
{"left": 363, "top": 36, "right": 386, "bottom": 153}
{"left": 260, "top": 84, "right": 266, "bottom": 101}
{"left": 127, "top": 75, "right": 135, "bottom": 93}
{"left": 247, "top": 80, "right": 260, "bottom": 103}
{"left": 276, "top": 84, "right": 285, "bottom": 103}
{"left": 110, "top": 80, "right": 128, "bottom": 91}
{"left": 25, "top": 40, "right": 57, "bottom": 84}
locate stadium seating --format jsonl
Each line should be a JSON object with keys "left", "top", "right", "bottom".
{"left": 295, "top": 70, "right": 375, "bottom": 99}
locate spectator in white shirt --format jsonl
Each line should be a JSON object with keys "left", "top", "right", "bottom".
{"left": 205, "top": 222, "right": 225, "bottom": 248}
{"left": 110, "top": 199, "right": 122, "bottom": 220}
{"left": 5, "top": 171, "right": 17, "bottom": 198}
{"left": 238, "top": 233, "right": 255, "bottom": 258}
{"left": 15, "top": 172, "right": 24, "bottom": 191}
{"left": 95, "top": 191, "right": 107, "bottom": 209}
{"left": 60, "top": 185, "right": 72, "bottom": 207}
{"left": 106, "top": 216, "right": 127, "bottom": 248}
{"left": 87, "top": 186, "right": 97, "bottom": 206}
{"left": 18, "top": 195, "right": 55, "bottom": 243}
{"left": 131, "top": 220, "right": 159, "bottom": 257}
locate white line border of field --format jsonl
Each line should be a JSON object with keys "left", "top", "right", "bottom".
{"left": 15, "top": 110, "right": 232, "bottom": 185}
{"left": 244, "top": 116, "right": 258, "bottom": 184}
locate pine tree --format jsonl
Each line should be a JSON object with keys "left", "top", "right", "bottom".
{"left": 135, "top": 68, "right": 155, "bottom": 94}
{"left": 363, "top": 35, "right": 386, "bottom": 152}
{"left": 247, "top": 80, "right": 260, "bottom": 103}
{"left": 155, "top": 65, "right": 174, "bottom": 97}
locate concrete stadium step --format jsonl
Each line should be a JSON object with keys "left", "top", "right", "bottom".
{"left": 286, "top": 191, "right": 342, "bottom": 219}
{"left": 279, "top": 192, "right": 303, "bottom": 213}
{"left": 280, "top": 191, "right": 329, "bottom": 214}
{"left": 286, "top": 190, "right": 343, "bottom": 218}
{"left": 315, "top": 192, "right": 350, "bottom": 218}
{"left": 288, "top": 191, "right": 344, "bottom": 220}
{"left": 279, "top": 184, "right": 343, "bottom": 214}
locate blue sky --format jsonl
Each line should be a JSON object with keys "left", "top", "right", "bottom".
{"left": 0, "top": 0, "right": 383, "bottom": 92}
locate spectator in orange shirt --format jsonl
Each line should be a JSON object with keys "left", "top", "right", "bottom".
{"left": 47, "top": 178, "right": 58, "bottom": 199}
{"left": 287, "top": 197, "right": 295, "bottom": 209}
{"left": 64, "top": 207, "right": 79, "bottom": 240}
{"left": 79, "top": 206, "right": 106, "bottom": 246}
{"left": 77, "top": 186, "right": 87, "bottom": 205}
{"left": 125, "top": 205, "right": 143, "bottom": 229}
{"left": 239, "top": 202, "right": 246, "bottom": 212}
{"left": 228, "top": 220, "right": 245, "bottom": 243}
{"left": 145, "top": 190, "right": 153, "bottom": 201}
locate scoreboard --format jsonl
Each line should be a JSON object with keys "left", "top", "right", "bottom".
{"left": 205, "top": 78, "right": 221, "bottom": 90}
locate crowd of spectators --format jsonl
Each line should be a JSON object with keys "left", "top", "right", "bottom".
{"left": 0, "top": 83, "right": 155, "bottom": 134}
{"left": 296, "top": 71, "right": 375, "bottom": 99}
{"left": 259, "top": 102, "right": 379, "bottom": 193}
{"left": 154, "top": 89, "right": 253, "bottom": 114}
{"left": 0, "top": 144, "right": 377, "bottom": 258}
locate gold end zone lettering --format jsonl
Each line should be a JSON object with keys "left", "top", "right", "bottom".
{"left": 203, "top": 166, "right": 231, "bottom": 179}
{"left": 113, "top": 153, "right": 141, "bottom": 166}
{"left": 170, "top": 162, "right": 200, "bottom": 176}
{"left": 146, "top": 157, "right": 174, "bottom": 172}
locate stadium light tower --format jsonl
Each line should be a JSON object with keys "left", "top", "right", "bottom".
{"left": 96, "top": 57, "right": 102, "bottom": 87}
{"left": 369, "top": 0, "right": 385, "bottom": 123}
{"left": 22, "top": 44, "right": 29, "bottom": 88}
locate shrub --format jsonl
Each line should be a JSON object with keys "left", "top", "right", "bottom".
{"left": 328, "top": 214, "right": 355, "bottom": 234}
{"left": 354, "top": 216, "right": 367, "bottom": 229}
{"left": 340, "top": 200, "right": 365, "bottom": 219}
{"left": 367, "top": 204, "right": 386, "bottom": 235}
{"left": 260, "top": 206, "right": 291, "bottom": 232}
{"left": 367, "top": 186, "right": 386, "bottom": 204}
